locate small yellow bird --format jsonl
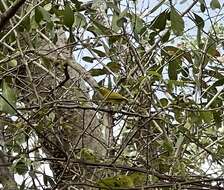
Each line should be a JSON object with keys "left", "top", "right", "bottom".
{"left": 96, "top": 86, "right": 128, "bottom": 104}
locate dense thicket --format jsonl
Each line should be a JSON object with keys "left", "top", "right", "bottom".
{"left": 1, "top": 0, "right": 224, "bottom": 189}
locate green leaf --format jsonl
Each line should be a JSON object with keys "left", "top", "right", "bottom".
{"left": 148, "top": 31, "right": 157, "bottom": 45}
{"left": 106, "top": 62, "right": 120, "bottom": 73}
{"left": 35, "top": 7, "right": 43, "bottom": 23}
{"left": 210, "top": 0, "right": 221, "bottom": 9}
{"left": 162, "top": 46, "right": 193, "bottom": 64}
{"left": 199, "top": 0, "right": 205, "bottom": 4}
{"left": 112, "top": 13, "right": 120, "bottom": 32}
{"left": 161, "top": 30, "right": 170, "bottom": 43}
{"left": 116, "top": 17, "right": 127, "bottom": 27}
{"left": 74, "top": 13, "right": 86, "bottom": 27}
{"left": 92, "top": 20, "right": 112, "bottom": 35}
{"left": 15, "top": 160, "right": 28, "bottom": 175}
{"left": 207, "top": 36, "right": 218, "bottom": 57}
{"left": 68, "top": 30, "right": 75, "bottom": 44}
{"left": 106, "top": 1, "right": 120, "bottom": 14}
{"left": 168, "top": 59, "right": 180, "bottom": 80}
{"left": 92, "top": 49, "right": 106, "bottom": 57}
{"left": 213, "top": 111, "right": 222, "bottom": 128}
{"left": 131, "top": 14, "right": 144, "bottom": 34}
{"left": 109, "top": 34, "right": 123, "bottom": 45}
{"left": 193, "top": 13, "right": 204, "bottom": 29}
{"left": 89, "top": 68, "right": 107, "bottom": 76}
{"left": 216, "top": 144, "right": 224, "bottom": 159}
{"left": 159, "top": 98, "right": 168, "bottom": 107}
{"left": 147, "top": 71, "right": 162, "bottom": 78}
{"left": 213, "top": 78, "right": 224, "bottom": 87}
{"left": 129, "top": 173, "right": 146, "bottom": 186}
{"left": 63, "top": 4, "right": 74, "bottom": 28}
{"left": 205, "top": 69, "right": 224, "bottom": 79}
{"left": 39, "top": 7, "right": 51, "bottom": 23}
{"left": 150, "top": 11, "right": 167, "bottom": 31}
{"left": 200, "top": 111, "right": 213, "bottom": 123}
{"left": 117, "top": 17, "right": 127, "bottom": 27}
{"left": 163, "top": 139, "right": 174, "bottom": 154}
{"left": 200, "top": 3, "right": 206, "bottom": 12}
{"left": 82, "top": 56, "right": 95, "bottom": 63}
{"left": 20, "top": 16, "right": 31, "bottom": 31}
{"left": 0, "top": 80, "right": 17, "bottom": 114}
{"left": 170, "top": 7, "right": 184, "bottom": 36}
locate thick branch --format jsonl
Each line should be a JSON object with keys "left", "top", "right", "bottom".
{"left": 0, "top": 150, "right": 17, "bottom": 189}
{"left": 0, "top": 0, "right": 27, "bottom": 31}
{"left": 35, "top": 52, "right": 99, "bottom": 89}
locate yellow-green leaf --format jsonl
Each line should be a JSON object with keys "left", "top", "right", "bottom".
{"left": 107, "top": 62, "right": 121, "bottom": 73}
{"left": 210, "top": 0, "right": 221, "bottom": 9}
{"left": 200, "top": 111, "right": 213, "bottom": 124}
{"left": 129, "top": 173, "right": 146, "bottom": 186}
{"left": 74, "top": 13, "right": 86, "bottom": 27}
{"left": 112, "top": 13, "right": 120, "bottom": 32}
{"left": 0, "top": 80, "right": 17, "bottom": 114}
{"left": 80, "top": 148, "right": 99, "bottom": 162}
{"left": 97, "top": 175, "right": 134, "bottom": 189}
{"left": 163, "top": 139, "right": 174, "bottom": 154}
{"left": 159, "top": 98, "right": 168, "bottom": 107}
{"left": 39, "top": 7, "right": 51, "bottom": 23}
{"left": 9, "top": 59, "right": 17, "bottom": 67}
